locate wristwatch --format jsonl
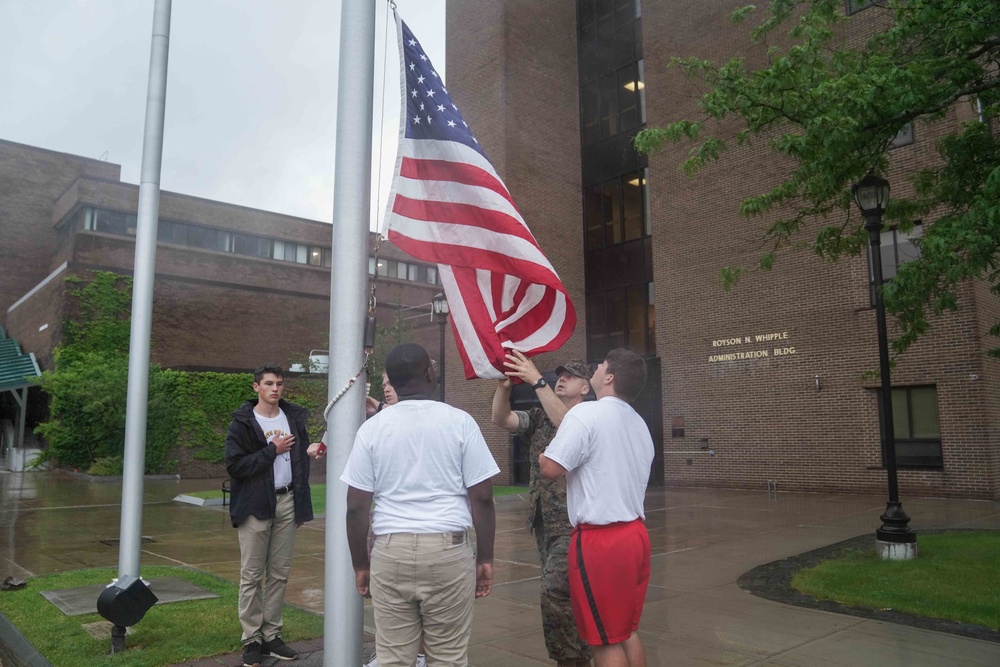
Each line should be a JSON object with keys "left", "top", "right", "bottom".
{"left": 532, "top": 378, "right": 548, "bottom": 390}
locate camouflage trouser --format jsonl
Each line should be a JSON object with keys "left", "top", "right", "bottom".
{"left": 535, "top": 515, "right": 592, "bottom": 664}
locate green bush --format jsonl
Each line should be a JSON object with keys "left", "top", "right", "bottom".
{"left": 176, "top": 371, "right": 328, "bottom": 464}
{"left": 35, "top": 351, "right": 181, "bottom": 473}
{"left": 35, "top": 271, "right": 335, "bottom": 472}
{"left": 87, "top": 455, "right": 124, "bottom": 476}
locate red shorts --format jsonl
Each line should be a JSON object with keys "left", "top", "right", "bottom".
{"left": 568, "top": 519, "right": 650, "bottom": 646}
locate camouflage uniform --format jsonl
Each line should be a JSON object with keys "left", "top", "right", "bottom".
{"left": 516, "top": 408, "right": 592, "bottom": 665}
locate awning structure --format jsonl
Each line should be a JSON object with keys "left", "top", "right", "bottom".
{"left": 0, "top": 327, "right": 41, "bottom": 450}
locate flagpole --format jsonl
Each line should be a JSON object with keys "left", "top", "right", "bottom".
{"left": 324, "top": 0, "right": 376, "bottom": 664}
{"left": 94, "top": 0, "right": 172, "bottom": 652}
{"left": 118, "top": 0, "right": 172, "bottom": 583}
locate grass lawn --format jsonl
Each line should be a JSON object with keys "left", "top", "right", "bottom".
{"left": 186, "top": 484, "right": 527, "bottom": 515}
{"left": 0, "top": 566, "right": 323, "bottom": 667}
{"left": 792, "top": 531, "right": 1000, "bottom": 629}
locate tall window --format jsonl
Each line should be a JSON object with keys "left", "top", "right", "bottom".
{"left": 877, "top": 386, "right": 943, "bottom": 468}
{"left": 584, "top": 168, "right": 649, "bottom": 250}
{"left": 845, "top": 0, "right": 873, "bottom": 15}
{"left": 869, "top": 223, "right": 921, "bottom": 304}
{"left": 586, "top": 283, "right": 655, "bottom": 360}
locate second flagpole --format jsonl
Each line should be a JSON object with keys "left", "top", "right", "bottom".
{"left": 324, "top": 0, "right": 377, "bottom": 664}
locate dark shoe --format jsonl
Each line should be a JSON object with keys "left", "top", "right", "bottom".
{"left": 242, "top": 641, "right": 263, "bottom": 666}
{"left": 262, "top": 636, "right": 299, "bottom": 661}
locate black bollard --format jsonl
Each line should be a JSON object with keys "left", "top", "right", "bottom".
{"left": 110, "top": 625, "right": 127, "bottom": 654}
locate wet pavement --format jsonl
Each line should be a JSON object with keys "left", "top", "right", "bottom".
{"left": 2, "top": 471, "right": 1000, "bottom": 665}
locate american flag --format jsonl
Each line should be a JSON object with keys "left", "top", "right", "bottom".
{"left": 383, "top": 15, "right": 577, "bottom": 380}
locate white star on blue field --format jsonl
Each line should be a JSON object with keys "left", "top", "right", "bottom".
{"left": 401, "top": 21, "right": 485, "bottom": 158}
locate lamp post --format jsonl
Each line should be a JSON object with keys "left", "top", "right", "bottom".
{"left": 852, "top": 173, "right": 917, "bottom": 560}
{"left": 432, "top": 292, "right": 449, "bottom": 402}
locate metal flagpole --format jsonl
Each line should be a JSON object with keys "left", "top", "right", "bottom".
{"left": 118, "top": 0, "right": 172, "bottom": 582}
{"left": 324, "top": 0, "right": 376, "bottom": 664}
{"left": 95, "top": 0, "right": 172, "bottom": 651}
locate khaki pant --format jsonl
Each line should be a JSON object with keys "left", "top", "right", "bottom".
{"left": 237, "top": 493, "right": 297, "bottom": 644}
{"left": 370, "top": 532, "right": 476, "bottom": 667}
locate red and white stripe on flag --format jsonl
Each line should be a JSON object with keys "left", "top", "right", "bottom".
{"left": 383, "top": 16, "right": 576, "bottom": 379}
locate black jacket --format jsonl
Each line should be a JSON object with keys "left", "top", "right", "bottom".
{"left": 225, "top": 398, "right": 314, "bottom": 528}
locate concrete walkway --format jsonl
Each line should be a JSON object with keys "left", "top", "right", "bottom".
{"left": 2, "top": 471, "right": 999, "bottom": 665}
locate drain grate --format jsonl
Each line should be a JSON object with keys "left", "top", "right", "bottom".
{"left": 100, "top": 536, "right": 156, "bottom": 546}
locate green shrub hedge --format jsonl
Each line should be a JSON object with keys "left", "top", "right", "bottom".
{"left": 35, "top": 271, "right": 330, "bottom": 474}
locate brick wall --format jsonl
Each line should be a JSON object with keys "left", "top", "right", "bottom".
{"left": 0, "top": 140, "right": 119, "bottom": 318}
{"left": 446, "top": 0, "right": 586, "bottom": 483}
{"left": 641, "top": 0, "right": 996, "bottom": 499}
{"left": 445, "top": 0, "right": 999, "bottom": 497}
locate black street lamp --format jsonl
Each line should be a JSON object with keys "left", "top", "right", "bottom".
{"left": 852, "top": 173, "right": 917, "bottom": 560}
{"left": 432, "top": 292, "right": 449, "bottom": 402}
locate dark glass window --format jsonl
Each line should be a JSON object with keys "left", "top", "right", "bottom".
{"left": 889, "top": 123, "right": 914, "bottom": 149}
{"left": 622, "top": 171, "right": 643, "bottom": 241}
{"left": 587, "top": 292, "right": 608, "bottom": 360}
{"left": 161, "top": 220, "right": 188, "bottom": 245}
{"left": 599, "top": 74, "right": 618, "bottom": 138}
{"left": 606, "top": 289, "right": 627, "bottom": 350}
{"left": 234, "top": 233, "right": 270, "bottom": 258}
{"left": 626, "top": 285, "right": 646, "bottom": 349}
{"left": 868, "top": 223, "right": 922, "bottom": 303}
{"left": 846, "top": 0, "right": 873, "bottom": 15}
{"left": 581, "top": 87, "right": 601, "bottom": 146}
{"left": 579, "top": 0, "right": 598, "bottom": 44}
{"left": 586, "top": 284, "right": 655, "bottom": 359}
{"left": 596, "top": 0, "right": 615, "bottom": 36}
{"left": 427, "top": 266, "right": 438, "bottom": 284}
{"left": 308, "top": 246, "right": 324, "bottom": 266}
{"left": 584, "top": 184, "right": 604, "bottom": 249}
{"left": 877, "top": 386, "right": 942, "bottom": 468}
{"left": 95, "top": 209, "right": 130, "bottom": 235}
{"left": 602, "top": 178, "right": 623, "bottom": 245}
{"left": 614, "top": 0, "right": 634, "bottom": 24}
{"left": 187, "top": 225, "right": 222, "bottom": 251}
{"left": 618, "top": 64, "right": 640, "bottom": 132}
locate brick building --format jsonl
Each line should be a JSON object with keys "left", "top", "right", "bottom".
{"left": 444, "top": 0, "right": 1000, "bottom": 499}
{"left": 0, "top": 138, "right": 447, "bottom": 451}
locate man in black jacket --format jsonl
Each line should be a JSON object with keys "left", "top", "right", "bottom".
{"left": 225, "top": 364, "right": 318, "bottom": 666}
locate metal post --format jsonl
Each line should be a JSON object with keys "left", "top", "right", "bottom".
{"left": 866, "top": 214, "right": 916, "bottom": 559}
{"left": 438, "top": 317, "right": 446, "bottom": 402}
{"left": 324, "top": 0, "right": 376, "bottom": 663}
{"left": 118, "top": 0, "right": 172, "bottom": 580}
{"left": 13, "top": 388, "right": 27, "bottom": 449}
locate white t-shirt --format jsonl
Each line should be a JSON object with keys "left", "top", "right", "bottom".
{"left": 340, "top": 399, "right": 500, "bottom": 535}
{"left": 254, "top": 408, "right": 293, "bottom": 489}
{"left": 543, "top": 396, "right": 654, "bottom": 526}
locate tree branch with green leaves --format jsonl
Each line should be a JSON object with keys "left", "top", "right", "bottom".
{"left": 635, "top": 0, "right": 1000, "bottom": 355}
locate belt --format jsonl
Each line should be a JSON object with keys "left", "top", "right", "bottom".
{"left": 274, "top": 483, "right": 294, "bottom": 495}
{"left": 382, "top": 531, "right": 467, "bottom": 545}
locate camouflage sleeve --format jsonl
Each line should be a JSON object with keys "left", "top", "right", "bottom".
{"left": 513, "top": 409, "right": 531, "bottom": 436}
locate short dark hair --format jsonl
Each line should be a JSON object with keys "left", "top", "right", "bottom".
{"left": 253, "top": 364, "right": 284, "bottom": 384}
{"left": 605, "top": 348, "right": 646, "bottom": 402}
{"left": 384, "top": 343, "right": 431, "bottom": 390}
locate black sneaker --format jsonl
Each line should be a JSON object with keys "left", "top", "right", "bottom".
{"left": 262, "top": 636, "right": 299, "bottom": 661}
{"left": 242, "top": 641, "right": 263, "bottom": 667}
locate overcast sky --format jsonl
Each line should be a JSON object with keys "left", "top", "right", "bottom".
{"left": 0, "top": 0, "right": 445, "bottom": 227}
